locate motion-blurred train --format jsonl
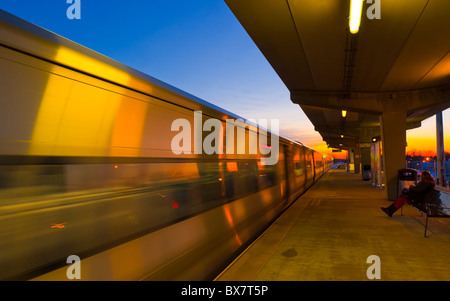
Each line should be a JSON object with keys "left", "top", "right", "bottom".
{"left": 0, "top": 10, "right": 333, "bottom": 280}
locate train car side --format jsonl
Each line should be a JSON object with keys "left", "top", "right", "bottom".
{"left": 0, "top": 10, "right": 332, "bottom": 280}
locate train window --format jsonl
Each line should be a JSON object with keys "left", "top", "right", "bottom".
{"left": 305, "top": 153, "right": 312, "bottom": 171}
{"left": 294, "top": 162, "right": 303, "bottom": 177}
{"left": 223, "top": 161, "right": 270, "bottom": 199}
{"left": 226, "top": 162, "right": 238, "bottom": 173}
{"left": 0, "top": 159, "right": 270, "bottom": 280}
{"left": 293, "top": 150, "right": 303, "bottom": 177}
{"left": 0, "top": 165, "right": 65, "bottom": 196}
{"left": 238, "top": 162, "right": 259, "bottom": 195}
{"left": 257, "top": 164, "right": 277, "bottom": 189}
{"left": 195, "top": 162, "right": 226, "bottom": 204}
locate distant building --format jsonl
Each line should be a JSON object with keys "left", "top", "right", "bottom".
{"left": 405, "top": 154, "right": 450, "bottom": 182}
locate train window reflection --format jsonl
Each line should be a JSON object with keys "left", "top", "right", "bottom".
{"left": 226, "top": 162, "right": 238, "bottom": 173}
{"left": 294, "top": 162, "right": 303, "bottom": 177}
{"left": 258, "top": 164, "right": 276, "bottom": 189}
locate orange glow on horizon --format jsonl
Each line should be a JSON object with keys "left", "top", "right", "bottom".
{"left": 311, "top": 142, "right": 347, "bottom": 160}
{"left": 406, "top": 112, "right": 450, "bottom": 156}
{"left": 406, "top": 135, "right": 450, "bottom": 156}
{"left": 305, "top": 118, "right": 450, "bottom": 162}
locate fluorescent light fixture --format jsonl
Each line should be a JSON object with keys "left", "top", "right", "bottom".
{"left": 349, "top": 0, "right": 364, "bottom": 34}
{"left": 342, "top": 110, "right": 347, "bottom": 118}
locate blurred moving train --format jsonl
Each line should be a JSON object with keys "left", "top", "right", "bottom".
{"left": 0, "top": 10, "right": 333, "bottom": 280}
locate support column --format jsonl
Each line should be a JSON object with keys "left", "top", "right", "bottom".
{"left": 359, "top": 138, "right": 373, "bottom": 178}
{"left": 380, "top": 111, "right": 407, "bottom": 201}
{"left": 360, "top": 147, "right": 371, "bottom": 167}
{"left": 436, "top": 112, "right": 446, "bottom": 187}
{"left": 353, "top": 142, "right": 361, "bottom": 174}
{"left": 348, "top": 148, "right": 355, "bottom": 172}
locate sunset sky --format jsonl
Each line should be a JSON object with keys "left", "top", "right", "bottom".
{"left": 1, "top": 1, "right": 448, "bottom": 160}
{"left": 405, "top": 114, "right": 450, "bottom": 157}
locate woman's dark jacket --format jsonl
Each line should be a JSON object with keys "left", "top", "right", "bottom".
{"left": 405, "top": 179, "right": 435, "bottom": 203}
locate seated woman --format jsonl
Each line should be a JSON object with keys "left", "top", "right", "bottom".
{"left": 381, "top": 171, "right": 435, "bottom": 217}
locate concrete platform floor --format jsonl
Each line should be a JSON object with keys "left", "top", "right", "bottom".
{"left": 215, "top": 169, "right": 450, "bottom": 281}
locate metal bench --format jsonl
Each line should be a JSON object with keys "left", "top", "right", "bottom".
{"left": 401, "top": 189, "right": 450, "bottom": 237}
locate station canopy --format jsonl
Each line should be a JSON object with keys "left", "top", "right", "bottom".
{"left": 225, "top": 0, "right": 450, "bottom": 150}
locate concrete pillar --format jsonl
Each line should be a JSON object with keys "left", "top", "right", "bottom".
{"left": 371, "top": 141, "right": 383, "bottom": 188}
{"left": 436, "top": 112, "right": 446, "bottom": 187}
{"left": 380, "top": 111, "right": 407, "bottom": 201}
{"left": 349, "top": 148, "right": 355, "bottom": 172}
{"left": 359, "top": 138, "right": 373, "bottom": 176}
{"left": 354, "top": 143, "right": 361, "bottom": 174}
{"left": 361, "top": 147, "right": 371, "bottom": 167}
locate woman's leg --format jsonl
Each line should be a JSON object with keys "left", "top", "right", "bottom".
{"left": 393, "top": 196, "right": 409, "bottom": 209}
{"left": 381, "top": 196, "right": 409, "bottom": 217}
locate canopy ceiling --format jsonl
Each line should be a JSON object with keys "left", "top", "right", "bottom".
{"left": 226, "top": 0, "right": 450, "bottom": 149}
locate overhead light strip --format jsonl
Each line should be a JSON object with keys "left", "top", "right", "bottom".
{"left": 349, "top": 0, "right": 364, "bottom": 34}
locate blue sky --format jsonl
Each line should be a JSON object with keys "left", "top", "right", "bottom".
{"left": 0, "top": 1, "right": 448, "bottom": 154}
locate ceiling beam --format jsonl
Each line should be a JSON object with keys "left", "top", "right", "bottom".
{"left": 291, "top": 84, "right": 450, "bottom": 115}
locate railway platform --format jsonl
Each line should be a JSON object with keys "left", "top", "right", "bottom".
{"left": 215, "top": 169, "right": 450, "bottom": 281}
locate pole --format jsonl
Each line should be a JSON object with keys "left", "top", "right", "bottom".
{"left": 436, "top": 112, "right": 446, "bottom": 187}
